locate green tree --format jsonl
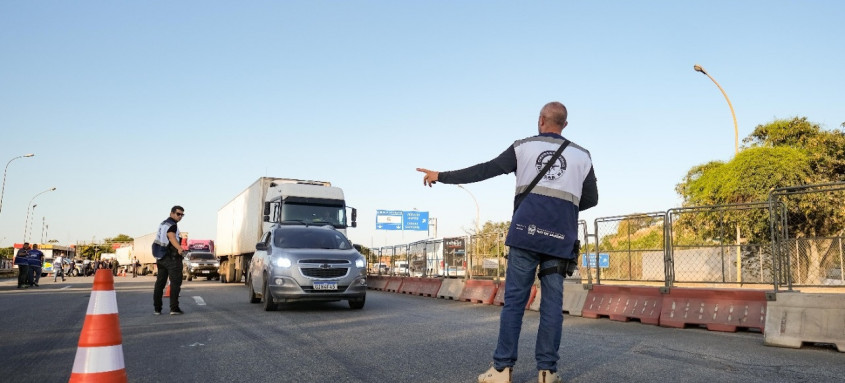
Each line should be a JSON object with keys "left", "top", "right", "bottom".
{"left": 77, "top": 243, "right": 111, "bottom": 260}
{"left": 104, "top": 234, "right": 134, "bottom": 245}
{"left": 676, "top": 117, "right": 845, "bottom": 282}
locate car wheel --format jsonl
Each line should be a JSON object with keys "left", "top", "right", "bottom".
{"left": 206, "top": 276, "right": 211, "bottom": 280}
{"left": 187, "top": 274, "right": 193, "bottom": 281}
{"left": 262, "top": 279, "right": 277, "bottom": 311}
{"left": 248, "top": 279, "right": 260, "bottom": 304}
{"left": 261, "top": 279, "right": 278, "bottom": 311}
{"left": 349, "top": 295, "right": 366, "bottom": 310}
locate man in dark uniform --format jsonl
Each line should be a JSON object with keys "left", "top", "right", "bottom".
{"left": 29, "top": 244, "right": 45, "bottom": 286}
{"left": 152, "top": 205, "right": 185, "bottom": 315}
{"left": 14, "top": 243, "right": 31, "bottom": 288}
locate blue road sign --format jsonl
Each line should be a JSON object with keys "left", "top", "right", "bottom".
{"left": 403, "top": 211, "right": 429, "bottom": 231}
{"left": 376, "top": 210, "right": 403, "bottom": 230}
{"left": 582, "top": 253, "right": 610, "bottom": 268}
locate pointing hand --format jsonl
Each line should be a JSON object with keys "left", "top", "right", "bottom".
{"left": 416, "top": 168, "right": 439, "bottom": 187}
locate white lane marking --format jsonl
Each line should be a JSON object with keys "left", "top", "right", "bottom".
{"left": 192, "top": 296, "right": 206, "bottom": 306}
{"left": 60, "top": 286, "right": 71, "bottom": 290}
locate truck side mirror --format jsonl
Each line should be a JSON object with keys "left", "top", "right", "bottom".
{"left": 263, "top": 202, "right": 271, "bottom": 222}
{"left": 350, "top": 208, "right": 357, "bottom": 228}
{"left": 256, "top": 242, "right": 267, "bottom": 251}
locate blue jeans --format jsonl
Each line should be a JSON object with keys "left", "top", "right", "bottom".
{"left": 493, "top": 246, "right": 564, "bottom": 372}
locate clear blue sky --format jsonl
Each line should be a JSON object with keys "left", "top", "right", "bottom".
{"left": 1, "top": 1, "right": 843, "bottom": 249}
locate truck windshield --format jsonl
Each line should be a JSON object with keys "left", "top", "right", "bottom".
{"left": 274, "top": 228, "right": 353, "bottom": 250}
{"left": 281, "top": 203, "right": 347, "bottom": 227}
{"left": 189, "top": 252, "right": 215, "bottom": 260}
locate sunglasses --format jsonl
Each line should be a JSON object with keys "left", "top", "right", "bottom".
{"left": 175, "top": 212, "right": 185, "bottom": 217}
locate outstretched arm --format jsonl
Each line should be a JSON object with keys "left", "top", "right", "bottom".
{"left": 416, "top": 146, "right": 516, "bottom": 187}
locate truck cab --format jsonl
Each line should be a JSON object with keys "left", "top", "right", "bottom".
{"left": 262, "top": 180, "right": 357, "bottom": 236}
{"left": 216, "top": 177, "right": 357, "bottom": 284}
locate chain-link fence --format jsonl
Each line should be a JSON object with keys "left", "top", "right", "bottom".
{"left": 467, "top": 231, "right": 507, "bottom": 280}
{"left": 770, "top": 182, "right": 845, "bottom": 290}
{"left": 667, "top": 202, "right": 774, "bottom": 285}
{"left": 368, "top": 182, "right": 844, "bottom": 290}
{"left": 593, "top": 213, "right": 667, "bottom": 285}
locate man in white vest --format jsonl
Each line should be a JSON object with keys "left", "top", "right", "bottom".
{"left": 152, "top": 205, "right": 186, "bottom": 315}
{"left": 417, "top": 102, "right": 598, "bottom": 383}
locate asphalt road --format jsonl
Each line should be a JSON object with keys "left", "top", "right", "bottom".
{"left": 1, "top": 275, "right": 843, "bottom": 383}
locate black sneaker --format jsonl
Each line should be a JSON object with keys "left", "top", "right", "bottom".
{"left": 170, "top": 309, "right": 184, "bottom": 315}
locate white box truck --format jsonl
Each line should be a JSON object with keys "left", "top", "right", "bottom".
{"left": 216, "top": 177, "right": 357, "bottom": 283}
{"left": 132, "top": 233, "right": 159, "bottom": 275}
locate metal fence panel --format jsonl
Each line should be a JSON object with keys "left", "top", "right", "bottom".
{"left": 667, "top": 202, "right": 774, "bottom": 285}
{"left": 770, "top": 182, "right": 845, "bottom": 290}
{"left": 594, "top": 213, "right": 667, "bottom": 285}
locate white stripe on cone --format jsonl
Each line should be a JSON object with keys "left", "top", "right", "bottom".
{"left": 85, "top": 291, "right": 118, "bottom": 315}
{"left": 72, "top": 345, "right": 126, "bottom": 373}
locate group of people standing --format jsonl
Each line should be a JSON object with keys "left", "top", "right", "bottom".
{"left": 13, "top": 242, "right": 45, "bottom": 288}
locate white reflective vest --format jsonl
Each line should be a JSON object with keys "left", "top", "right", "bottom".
{"left": 504, "top": 135, "right": 593, "bottom": 258}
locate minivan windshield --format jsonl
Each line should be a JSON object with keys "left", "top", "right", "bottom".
{"left": 274, "top": 228, "right": 352, "bottom": 250}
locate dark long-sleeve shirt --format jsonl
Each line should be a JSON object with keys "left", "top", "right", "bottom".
{"left": 438, "top": 142, "right": 598, "bottom": 211}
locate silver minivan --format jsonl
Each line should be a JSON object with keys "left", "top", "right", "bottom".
{"left": 247, "top": 223, "right": 367, "bottom": 311}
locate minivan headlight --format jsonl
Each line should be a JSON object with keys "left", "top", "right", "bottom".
{"left": 275, "top": 258, "right": 292, "bottom": 268}
{"left": 355, "top": 258, "right": 365, "bottom": 268}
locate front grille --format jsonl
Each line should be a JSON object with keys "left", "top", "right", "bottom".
{"left": 300, "top": 268, "right": 348, "bottom": 278}
{"left": 301, "top": 286, "right": 349, "bottom": 293}
{"left": 299, "top": 259, "right": 350, "bottom": 264}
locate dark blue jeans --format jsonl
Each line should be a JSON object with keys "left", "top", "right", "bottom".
{"left": 153, "top": 256, "right": 183, "bottom": 311}
{"left": 31, "top": 267, "right": 42, "bottom": 284}
{"left": 493, "top": 247, "right": 565, "bottom": 372}
{"left": 17, "top": 265, "right": 30, "bottom": 287}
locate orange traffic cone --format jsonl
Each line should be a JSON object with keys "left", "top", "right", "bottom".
{"left": 69, "top": 269, "right": 127, "bottom": 382}
{"left": 164, "top": 279, "right": 171, "bottom": 298}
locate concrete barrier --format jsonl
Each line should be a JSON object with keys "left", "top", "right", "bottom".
{"left": 563, "top": 283, "right": 589, "bottom": 316}
{"left": 417, "top": 278, "right": 443, "bottom": 297}
{"left": 764, "top": 292, "right": 845, "bottom": 352}
{"left": 384, "top": 277, "right": 403, "bottom": 293}
{"left": 582, "top": 285, "right": 663, "bottom": 325}
{"left": 459, "top": 279, "right": 498, "bottom": 304}
{"left": 367, "top": 276, "right": 388, "bottom": 291}
{"left": 398, "top": 277, "right": 423, "bottom": 295}
{"left": 437, "top": 278, "right": 465, "bottom": 300}
{"left": 660, "top": 288, "right": 768, "bottom": 333}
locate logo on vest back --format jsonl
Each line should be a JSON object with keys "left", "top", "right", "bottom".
{"left": 535, "top": 150, "right": 566, "bottom": 180}
{"left": 527, "top": 225, "right": 536, "bottom": 235}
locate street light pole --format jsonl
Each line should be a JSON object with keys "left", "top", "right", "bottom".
{"left": 1, "top": 153, "right": 35, "bottom": 214}
{"left": 22, "top": 187, "right": 57, "bottom": 242}
{"left": 456, "top": 184, "right": 480, "bottom": 280}
{"left": 694, "top": 64, "right": 742, "bottom": 283}
{"left": 24, "top": 204, "right": 36, "bottom": 243}
{"left": 694, "top": 65, "right": 739, "bottom": 155}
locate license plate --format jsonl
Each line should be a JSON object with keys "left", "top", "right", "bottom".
{"left": 313, "top": 281, "right": 337, "bottom": 290}
{"left": 201, "top": 270, "right": 210, "bottom": 274}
